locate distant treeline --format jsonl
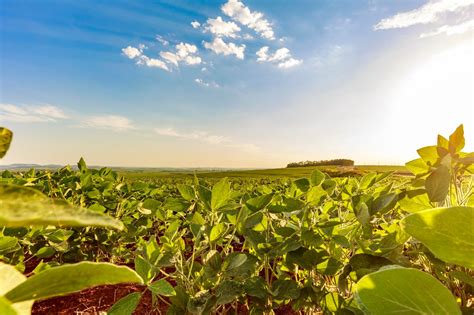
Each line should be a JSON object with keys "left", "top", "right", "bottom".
{"left": 286, "top": 159, "right": 354, "bottom": 168}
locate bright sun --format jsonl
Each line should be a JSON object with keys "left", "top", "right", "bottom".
{"left": 387, "top": 39, "right": 474, "bottom": 154}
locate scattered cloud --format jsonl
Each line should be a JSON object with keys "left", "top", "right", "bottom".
{"left": 191, "top": 21, "right": 201, "bottom": 29}
{"left": 204, "top": 16, "right": 241, "bottom": 38}
{"left": 420, "top": 19, "right": 474, "bottom": 37}
{"left": 243, "top": 33, "right": 254, "bottom": 40}
{"left": 160, "top": 42, "right": 202, "bottom": 67}
{"left": 0, "top": 104, "right": 68, "bottom": 123}
{"left": 122, "top": 42, "right": 201, "bottom": 71}
{"left": 222, "top": 0, "right": 275, "bottom": 40}
{"left": 195, "top": 78, "right": 220, "bottom": 88}
{"left": 121, "top": 45, "right": 170, "bottom": 71}
{"left": 256, "top": 46, "right": 302, "bottom": 68}
{"left": 136, "top": 55, "right": 170, "bottom": 70}
{"left": 278, "top": 58, "right": 303, "bottom": 69}
{"left": 374, "top": 0, "right": 474, "bottom": 30}
{"left": 83, "top": 115, "right": 135, "bottom": 132}
{"left": 155, "top": 35, "right": 169, "bottom": 46}
{"left": 122, "top": 46, "right": 141, "bottom": 59}
{"left": 203, "top": 37, "right": 245, "bottom": 59}
{"left": 155, "top": 127, "right": 228, "bottom": 144}
{"left": 154, "top": 127, "right": 259, "bottom": 152}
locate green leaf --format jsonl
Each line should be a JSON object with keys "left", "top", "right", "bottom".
{"left": 293, "top": 178, "right": 310, "bottom": 192}
{"left": 210, "top": 223, "right": 226, "bottom": 242}
{"left": 134, "top": 256, "right": 154, "bottom": 284}
{"left": 245, "top": 194, "right": 273, "bottom": 212}
{"left": 359, "top": 173, "right": 377, "bottom": 190}
{"left": 449, "top": 270, "right": 474, "bottom": 287}
{"left": 371, "top": 193, "right": 397, "bottom": 215}
{"left": 405, "top": 158, "right": 429, "bottom": 176}
{"left": 310, "top": 169, "right": 325, "bottom": 186}
{"left": 307, "top": 186, "right": 327, "bottom": 206}
{"left": 177, "top": 184, "right": 195, "bottom": 201}
{"left": 216, "top": 280, "right": 243, "bottom": 305}
{"left": 401, "top": 206, "right": 474, "bottom": 268}
{"left": 243, "top": 277, "right": 267, "bottom": 300}
{"left": 0, "top": 263, "right": 33, "bottom": 315}
{"left": 0, "top": 296, "right": 17, "bottom": 315}
{"left": 223, "top": 253, "right": 248, "bottom": 271}
{"left": 77, "top": 157, "right": 88, "bottom": 173}
{"left": 355, "top": 267, "right": 460, "bottom": 315}
{"left": 149, "top": 279, "right": 176, "bottom": 297}
{"left": 0, "top": 127, "right": 13, "bottom": 159}
{"left": 398, "top": 190, "right": 432, "bottom": 213}
{"left": 0, "top": 236, "right": 19, "bottom": 255}
{"left": 211, "top": 178, "right": 232, "bottom": 211}
{"left": 268, "top": 196, "right": 305, "bottom": 213}
{"left": 34, "top": 247, "right": 56, "bottom": 259}
{"left": 271, "top": 279, "right": 300, "bottom": 300}
{"left": 449, "top": 124, "right": 465, "bottom": 154}
{"left": 5, "top": 262, "right": 143, "bottom": 303}
{"left": 0, "top": 184, "right": 123, "bottom": 230}
{"left": 196, "top": 185, "right": 212, "bottom": 211}
{"left": 425, "top": 165, "right": 450, "bottom": 202}
{"left": 417, "top": 146, "right": 439, "bottom": 166}
{"left": 108, "top": 292, "right": 142, "bottom": 315}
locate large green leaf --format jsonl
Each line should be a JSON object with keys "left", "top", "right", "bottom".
{"left": 211, "top": 178, "right": 232, "bottom": 211}
{"left": 449, "top": 124, "right": 464, "bottom": 154}
{"left": 108, "top": 292, "right": 142, "bottom": 315}
{"left": 425, "top": 165, "right": 450, "bottom": 202}
{"left": 246, "top": 194, "right": 273, "bottom": 212}
{"left": 310, "top": 169, "right": 325, "bottom": 186}
{"left": 355, "top": 267, "right": 460, "bottom": 315}
{"left": 405, "top": 158, "right": 429, "bottom": 176}
{"left": 5, "top": 262, "right": 143, "bottom": 303}
{"left": 0, "top": 184, "right": 123, "bottom": 230}
{"left": 148, "top": 279, "right": 176, "bottom": 297}
{"left": 0, "top": 297, "right": 16, "bottom": 315}
{"left": 0, "top": 263, "right": 32, "bottom": 315}
{"left": 0, "top": 127, "right": 13, "bottom": 159}
{"left": 417, "top": 146, "right": 439, "bottom": 166}
{"left": 401, "top": 206, "right": 474, "bottom": 268}
{"left": 210, "top": 223, "right": 226, "bottom": 242}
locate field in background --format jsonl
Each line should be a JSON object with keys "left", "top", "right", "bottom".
{"left": 119, "top": 165, "right": 409, "bottom": 179}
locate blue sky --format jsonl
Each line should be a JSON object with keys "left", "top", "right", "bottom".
{"left": 1, "top": 0, "right": 473, "bottom": 167}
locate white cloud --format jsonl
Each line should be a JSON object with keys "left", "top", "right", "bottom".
{"left": 203, "top": 37, "right": 245, "bottom": 59}
{"left": 160, "top": 42, "right": 202, "bottom": 67}
{"left": 191, "top": 21, "right": 201, "bottom": 29}
{"left": 123, "top": 42, "right": 201, "bottom": 71}
{"left": 195, "top": 78, "right": 220, "bottom": 88}
{"left": 160, "top": 51, "right": 180, "bottom": 66}
{"left": 0, "top": 104, "right": 68, "bottom": 123}
{"left": 204, "top": 16, "right": 241, "bottom": 38}
{"left": 222, "top": 0, "right": 275, "bottom": 40}
{"left": 256, "top": 46, "right": 302, "bottom": 68}
{"left": 154, "top": 127, "right": 259, "bottom": 152}
{"left": 122, "top": 46, "right": 142, "bottom": 59}
{"left": 374, "top": 0, "right": 474, "bottom": 30}
{"left": 155, "top": 127, "right": 228, "bottom": 144}
{"left": 278, "top": 58, "right": 303, "bottom": 69}
{"left": 122, "top": 45, "right": 170, "bottom": 71}
{"left": 83, "top": 115, "right": 135, "bottom": 132}
{"left": 420, "top": 19, "right": 474, "bottom": 37}
{"left": 156, "top": 35, "right": 169, "bottom": 46}
{"left": 136, "top": 55, "right": 170, "bottom": 71}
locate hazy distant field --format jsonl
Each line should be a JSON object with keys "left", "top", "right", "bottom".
{"left": 119, "top": 165, "right": 409, "bottom": 179}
